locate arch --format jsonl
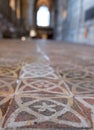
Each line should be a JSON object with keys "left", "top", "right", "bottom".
{"left": 37, "top": 5, "right": 50, "bottom": 27}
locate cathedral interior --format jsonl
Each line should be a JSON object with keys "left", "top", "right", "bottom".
{"left": 0, "top": 0, "right": 94, "bottom": 130}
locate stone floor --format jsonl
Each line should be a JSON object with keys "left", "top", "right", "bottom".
{"left": 0, "top": 39, "right": 94, "bottom": 130}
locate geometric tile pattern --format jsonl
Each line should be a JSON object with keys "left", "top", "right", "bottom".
{"left": 16, "top": 79, "right": 71, "bottom": 97}
{"left": 0, "top": 66, "right": 21, "bottom": 79}
{"left": 4, "top": 97, "right": 91, "bottom": 129}
{"left": 75, "top": 96, "right": 94, "bottom": 124}
{"left": 0, "top": 41, "right": 94, "bottom": 129}
{"left": 2, "top": 79, "right": 92, "bottom": 128}
{"left": 0, "top": 78, "right": 17, "bottom": 128}
{"left": 60, "top": 69, "right": 94, "bottom": 96}
{"left": 20, "top": 63, "right": 59, "bottom": 80}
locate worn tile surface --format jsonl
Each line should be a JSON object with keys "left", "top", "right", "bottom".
{"left": 3, "top": 97, "right": 91, "bottom": 129}
{"left": 0, "top": 66, "right": 21, "bottom": 79}
{"left": 0, "top": 78, "right": 17, "bottom": 128}
{"left": 0, "top": 40, "right": 94, "bottom": 129}
{"left": 20, "top": 63, "right": 59, "bottom": 79}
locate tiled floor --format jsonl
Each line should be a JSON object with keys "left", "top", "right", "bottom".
{"left": 0, "top": 39, "right": 94, "bottom": 130}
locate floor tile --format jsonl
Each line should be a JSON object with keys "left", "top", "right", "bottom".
{"left": 0, "top": 78, "right": 17, "bottom": 96}
{"left": 60, "top": 69, "right": 94, "bottom": 82}
{"left": 15, "top": 79, "right": 71, "bottom": 98}
{"left": 20, "top": 63, "right": 59, "bottom": 80}
{"left": 75, "top": 96, "right": 94, "bottom": 127}
{"left": 60, "top": 69, "right": 94, "bottom": 96}
{"left": 0, "top": 40, "right": 94, "bottom": 129}
{"left": 67, "top": 81, "right": 94, "bottom": 97}
{"left": 0, "top": 95, "right": 12, "bottom": 128}
{"left": 3, "top": 96, "right": 91, "bottom": 129}
{"left": 0, "top": 66, "right": 21, "bottom": 78}
{"left": 0, "top": 78, "right": 17, "bottom": 128}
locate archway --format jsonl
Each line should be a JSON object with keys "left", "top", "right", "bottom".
{"left": 33, "top": 0, "right": 56, "bottom": 39}
{"left": 37, "top": 5, "right": 50, "bottom": 27}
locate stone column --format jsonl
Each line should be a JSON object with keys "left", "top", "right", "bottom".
{"left": 55, "top": 0, "right": 63, "bottom": 41}
{"left": 9, "top": 0, "right": 16, "bottom": 23}
{"left": 21, "top": 0, "right": 34, "bottom": 30}
{"left": 50, "top": 8, "right": 55, "bottom": 28}
{"left": 27, "top": 0, "right": 35, "bottom": 28}
{"left": 15, "top": 0, "right": 21, "bottom": 26}
{"left": 20, "top": 0, "right": 28, "bottom": 29}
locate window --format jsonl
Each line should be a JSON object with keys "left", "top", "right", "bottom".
{"left": 85, "top": 7, "right": 94, "bottom": 21}
{"left": 37, "top": 6, "right": 50, "bottom": 27}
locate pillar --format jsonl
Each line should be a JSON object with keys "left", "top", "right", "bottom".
{"left": 55, "top": 0, "right": 64, "bottom": 40}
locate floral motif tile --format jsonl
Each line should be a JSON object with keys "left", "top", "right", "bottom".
{"left": 3, "top": 96, "right": 91, "bottom": 129}
{"left": 20, "top": 63, "right": 59, "bottom": 80}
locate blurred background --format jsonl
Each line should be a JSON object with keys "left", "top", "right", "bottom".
{"left": 0, "top": 0, "right": 94, "bottom": 44}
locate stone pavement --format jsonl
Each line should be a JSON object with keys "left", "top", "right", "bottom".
{"left": 0, "top": 39, "right": 94, "bottom": 130}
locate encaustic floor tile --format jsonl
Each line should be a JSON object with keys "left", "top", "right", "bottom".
{"left": 0, "top": 96, "right": 11, "bottom": 128}
{"left": 0, "top": 78, "right": 17, "bottom": 128}
{"left": 15, "top": 79, "right": 72, "bottom": 98}
{"left": 0, "top": 78, "right": 17, "bottom": 96}
{"left": 0, "top": 66, "right": 21, "bottom": 79}
{"left": 60, "top": 69, "right": 94, "bottom": 82}
{"left": 64, "top": 80, "right": 94, "bottom": 97}
{"left": 75, "top": 96, "right": 94, "bottom": 126}
{"left": 3, "top": 96, "right": 91, "bottom": 129}
{"left": 19, "top": 63, "right": 59, "bottom": 80}
{"left": 60, "top": 69, "right": 94, "bottom": 96}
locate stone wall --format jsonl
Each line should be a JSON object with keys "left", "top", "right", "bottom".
{"left": 62, "top": 0, "right": 94, "bottom": 45}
